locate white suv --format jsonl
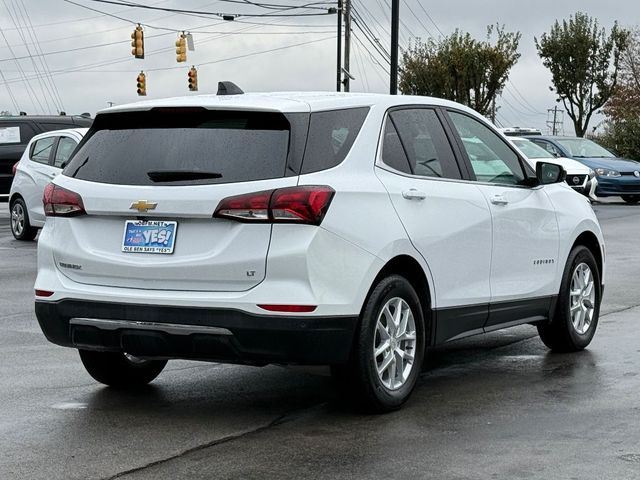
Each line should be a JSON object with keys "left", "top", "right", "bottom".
{"left": 9, "top": 128, "right": 87, "bottom": 240}
{"left": 35, "top": 89, "right": 605, "bottom": 412}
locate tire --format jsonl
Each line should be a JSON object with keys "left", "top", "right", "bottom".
{"left": 622, "top": 195, "right": 640, "bottom": 204}
{"left": 537, "top": 246, "right": 601, "bottom": 352}
{"left": 78, "top": 350, "right": 167, "bottom": 388}
{"left": 333, "top": 275, "right": 426, "bottom": 413}
{"left": 10, "top": 198, "right": 38, "bottom": 241}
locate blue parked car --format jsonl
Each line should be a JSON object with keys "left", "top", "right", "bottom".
{"left": 525, "top": 135, "right": 640, "bottom": 204}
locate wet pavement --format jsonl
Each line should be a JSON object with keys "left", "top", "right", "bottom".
{"left": 0, "top": 201, "right": 639, "bottom": 479}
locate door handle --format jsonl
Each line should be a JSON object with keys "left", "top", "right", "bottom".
{"left": 402, "top": 189, "right": 427, "bottom": 201}
{"left": 490, "top": 194, "right": 508, "bottom": 205}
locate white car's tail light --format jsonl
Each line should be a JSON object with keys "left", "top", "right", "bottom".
{"left": 12, "top": 162, "right": 18, "bottom": 175}
{"left": 43, "top": 183, "right": 86, "bottom": 217}
{"left": 214, "top": 185, "right": 335, "bottom": 225}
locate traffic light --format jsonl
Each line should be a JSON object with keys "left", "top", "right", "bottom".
{"left": 131, "top": 24, "right": 144, "bottom": 59}
{"left": 175, "top": 33, "right": 187, "bottom": 63}
{"left": 188, "top": 66, "right": 198, "bottom": 91}
{"left": 136, "top": 71, "right": 146, "bottom": 96}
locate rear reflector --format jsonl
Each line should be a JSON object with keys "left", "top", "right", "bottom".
{"left": 43, "top": 183, "right": 86, "bottom": 217}
{"left": 35, "top": 290, "right": 54, "bottom": 297}
{"left": 258, "top": 304, "right": 317, "bottom": 313}
{"left": 214, "top": 185, "right": 335, "bottom": 225}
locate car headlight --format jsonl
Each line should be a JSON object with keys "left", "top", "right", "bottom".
{"left": 588, "top": 169, "right": 595, "bottom": 178}
{"left": 594, "top": 168, "right": 621, "bottom": 177}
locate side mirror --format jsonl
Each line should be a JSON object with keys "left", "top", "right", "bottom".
{"left": 536, "top": 162, "right": 566, "bottom": 185}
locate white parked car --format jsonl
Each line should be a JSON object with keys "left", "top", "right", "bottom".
{"left": 508, "top": 136, "right": 597, "bottom": 200}
{"left": 9, "top": 128, "right": 88, "bottom": 240}
{"left": 34, "top": 88, "right": 605, "bottom": 412}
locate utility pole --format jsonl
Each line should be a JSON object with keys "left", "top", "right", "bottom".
{"left": 547, "top": 105, "right": 564, "bottom": 136}
{"left": 490, "top": 97, "right": 497, "bottom": 124}
{"left": 390, "top": 0, "right": 400, "bottom": 94}
{"left": 343, "top": 0, "right": 351, "bottom": 92}
{"left": 336, "top": 0, "right": 343, "bottom": 92}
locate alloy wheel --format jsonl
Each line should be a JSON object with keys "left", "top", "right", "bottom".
{"left": 11, "top": 202, "right": 25, "bottom": 237}
{"left": 373, "top": 297, "right": 417, "bottom": 390}
{"left": 570, "top": 263, "right": 596, "bottom": 335}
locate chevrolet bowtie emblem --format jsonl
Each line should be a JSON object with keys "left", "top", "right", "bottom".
{"left": 130, "top": 200, "right": 157, "bottom": 212}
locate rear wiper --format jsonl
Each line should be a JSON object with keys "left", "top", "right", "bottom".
{"left": 147, "top": 170, "right": 223, "bottom": 182}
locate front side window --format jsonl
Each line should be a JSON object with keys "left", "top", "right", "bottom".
{"left": 30, "top": 137, "right": 55, "bottom": 165}
{"left": 448, "top": 111, "right": 525, "bottom": 185}
{"left": 531, "top": 139, "right": 561, "bottom": 157}
{"left": 53, "top": 136, "right": 78, "bottom": 168}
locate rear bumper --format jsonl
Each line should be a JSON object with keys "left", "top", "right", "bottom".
{"left": 35, "top": 299, "right": 358, "bottom": 365}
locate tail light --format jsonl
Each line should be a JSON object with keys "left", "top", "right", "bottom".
{"left": 43, "top": 183, "right": 86, "bottom": 217}
{"left": 214, "top": 186, "right": 335, "bottom": 225}
{"left": 12, "top": 162, "right": 19, "bottom": 175}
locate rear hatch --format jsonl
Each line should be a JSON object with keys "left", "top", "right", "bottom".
{"left": 51, "top": 106, "right": 308, "bottom": 292}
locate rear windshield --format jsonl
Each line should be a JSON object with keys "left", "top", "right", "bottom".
{"left": 64, "top": 108, "right": 298, "bottom": 186}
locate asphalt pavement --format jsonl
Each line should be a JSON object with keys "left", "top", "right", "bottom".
{"left": 1, "top": 200, "right": 639, "bottom": 480}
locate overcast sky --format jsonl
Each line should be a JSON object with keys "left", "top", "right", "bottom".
{"left": 0, "top": 0, "right": 638, "bottom": 135}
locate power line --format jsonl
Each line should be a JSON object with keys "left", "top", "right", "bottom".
{"left": 81, "top": 0, "right": 337, "bottom": 17}
{"left": 508, "top": 80, "right": 546, "bottom": 114}
{"left": 414, "top": 1, "right": 444, "bottom": 38}
{"left": 0, "top": 67, "right": 20, "bottom": 112}
{"left": 14, "top": 0, "right": 65, "bottom": 111}
{"left": 0, "top": 27, "right": 335, "bottom": 83}
{"left": 401, "top": 0, "right": 434, "bottom": 40}
{"left": 351, "top": 9, "right": 390, "bottom": 61}
{"left": 0, "top": 0, "right": 223, "bottom": 47}
{"left": 352, "top": 32, "right": 390, "bottom": 74}
{"left": 4, "top": 0, "right": 57, "bottom": 113}
{"left": 0, "top": 17, "right": 45, "bottom": 112}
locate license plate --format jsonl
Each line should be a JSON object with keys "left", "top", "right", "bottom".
{"left": 122, "top": 220, "right": 177, "bottom": 254}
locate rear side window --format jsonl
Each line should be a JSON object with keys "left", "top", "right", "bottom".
{"left": 381, "top": 118, "right": 412, "bottom": 174}
{"left": 30, "top": 137, "right": 55, "bottom": 164}
{"left": 64, "top": 109, "right": 299, "bottom": 186}
{"left": 53, "top": 136, "right": 78, "bottom": 168}
{"left": 301, "top": 107, "right": 369, "bottom": 174}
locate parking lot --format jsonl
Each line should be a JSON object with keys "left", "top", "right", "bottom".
{"left": 1, "top": 200, "right": 639, "bottom": 480}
